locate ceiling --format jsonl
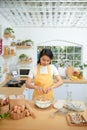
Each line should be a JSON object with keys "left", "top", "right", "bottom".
{"left": 0, "top": 0, "right": 87, "bottom": 28}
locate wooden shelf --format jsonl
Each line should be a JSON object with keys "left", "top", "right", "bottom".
{"left": 14, "top": 45, "right": 32, "bottom": 49}
{"left": 3, "top": 54, "right": 16, "bottom": 57}
{"left": 18, "top": 60, "right": 32, "bottom": 64}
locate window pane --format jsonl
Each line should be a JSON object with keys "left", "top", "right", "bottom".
{"left": 60, "top": 46, "right": 66, "bottom": 53}
{"left": 53, "top": 53, "right": 58, "bottom": 59}
{"left": 37, "top": 46, "right": 44, "bottom": 53}
{"left": 73, "top": 54, "right": 81, "bottom": 60}
{"left": 51, "top": 46, "right": 58, "bottom": 53}
{"left": 37, "top": 45, "right": 82, "bottom": 68}
{"left": 52, "top": 60, "right": 58, "bottom": 66}
{"left": 67, "top": 54, "right": 73, "bottom": 60}
{"left": 67, "top": 46, "right": 74, "bottom": 53}
{"left": 75, "top": 47, "right": 81, "bottom": 53}
{"left": 74, "top": 61, "right": 81, "bottom": 67}
{"left": 59, "top": 54, "right": 66, "bottom": 59}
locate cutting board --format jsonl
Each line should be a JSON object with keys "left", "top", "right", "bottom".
{"left": 66, "top": 114, "right": 87, "bottom": 127}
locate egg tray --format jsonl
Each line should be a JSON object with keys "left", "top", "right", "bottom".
{"left": 66, "top": 113, "right": 87, "bottom": 127}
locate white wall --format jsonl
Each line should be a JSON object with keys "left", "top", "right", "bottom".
{"left": 13, "top": 27, "right": 87, "bottom": 44}
{"left": 1, "top": 14, "right": 87, "bottom": 64}
{"left": 14, "top": 27, "right": 87, "bottom": 63}
{"left": 0, "top": 14, "right": 11, "bottom": 32}
{"left": 1, "top": 26, "right": 87, "bottom": 70}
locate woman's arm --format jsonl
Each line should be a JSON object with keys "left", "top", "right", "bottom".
{"left": 26, "top": 77, "right": 35, "bottom": 89}
{"left": 26, "top": 77, "right": 45, "bottom": 94}
{"left": 45, "top": 75, "right": 63, "bottom": 93}
{"left": 51, "top": 75, "right": 63, "bottom": 89}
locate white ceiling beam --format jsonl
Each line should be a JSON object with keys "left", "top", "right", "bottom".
{"left": 0, "top": 8, "right": 18, "bottom": 25}
{"left": 36, "top": 10, "right": 42, "bottom": 25}
{"left": 1, "top": 5, "right": 87, "bottom": 8}
{"left": 42, "top": 2, "right": 48, "bottom": 25}
{"left": 23, "top": 11, "right": 33, "bottom": 24}
{"left": 1, "top": 0, "right": 87, "bottom": 3}
{"left": 47, "top": 2, "right": 53, "bottom": 26}
{"left": 53, "top": 3, "right": 58, "bottom": 26}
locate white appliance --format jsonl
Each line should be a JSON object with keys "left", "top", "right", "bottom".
{"left": 18, "top": 66, "right": 31, "bottom": 77}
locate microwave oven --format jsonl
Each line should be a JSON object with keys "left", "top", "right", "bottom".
{"left": 18, "top": 67, "right": 30, "bottom": 77}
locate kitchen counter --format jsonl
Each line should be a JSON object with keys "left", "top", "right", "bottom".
{"left": 0, "top": 100, "right": 87, "bottom": 130}
{"left": 0, "top": 74, "right": 87, "bottom": 97}
{"left": 63, "top": 78, "right": 87, "bottom": 84}
{"left": 1, "top": 74, "right": 87, "bottom": 85}
{"left": 0, "top": 75, "right": 25, "bottom": 96}
{"left": 0, "top": 84, "right": 25, "bottom": 96}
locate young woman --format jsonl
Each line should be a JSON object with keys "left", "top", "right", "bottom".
{"left": 26, "top": 48, "right": 63, "bottom": 100}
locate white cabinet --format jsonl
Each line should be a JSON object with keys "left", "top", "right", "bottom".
{"left": 54, "top": 83, "right": 87, "bottom": 104}
{"left": 23, "top": 82, "right": 34, "bottom": 100}
{"left": 23, "top": 88, "right": 33, "bottom": 100}
{"left": 23, "top": 83, "right": 87, "bottom": 104}
{"left": 54, "top": 84, "right": 67, "bottom": 100}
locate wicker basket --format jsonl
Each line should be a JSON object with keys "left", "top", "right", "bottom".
{"left": 10, "top": 111, "right": 25, "bottom": 120}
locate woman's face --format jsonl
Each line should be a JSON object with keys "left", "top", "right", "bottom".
{"left": 40, "top": 55, "right": 51, "bottom": 66}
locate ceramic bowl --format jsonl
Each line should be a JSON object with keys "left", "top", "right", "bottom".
{"left": 34, "top": 100, "right": 52, "bottom": 108}
{"left": 34, "top": 95, "right": 54, "bottom": 108}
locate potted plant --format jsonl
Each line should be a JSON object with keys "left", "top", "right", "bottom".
{"left": 24, "top": 39, "right": 34, "bottom": 46}
{"left": 3, "top": 27, "right": 15, "bottom": 38}
{"left": 19, "top": 54, "right": 27, "bottom": 61}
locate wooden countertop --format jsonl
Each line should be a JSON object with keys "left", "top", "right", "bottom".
{"left": 0, "top": 75, "right": 25, "bottom": 96}
{"left": 0, "top": 74, "right": 87, "bottom": 97}
{"left": 63, "top": 78, "right": 87, "bottom": 84}
{"left": 1, "top": 74, "right": 87, "bottom": 85}
{"left": 0, "top": 84, "right": 25, "bottom": 96}
{"left": 0, "top": 100, "right": 87, "bottom": 130}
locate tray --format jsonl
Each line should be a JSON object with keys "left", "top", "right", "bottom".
{"left": 66, "top": 113, "right": 87, "bottom": 127}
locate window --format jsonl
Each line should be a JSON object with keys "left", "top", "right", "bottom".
{"left": 37, "top": 46, "right": 82, "bottom": 68}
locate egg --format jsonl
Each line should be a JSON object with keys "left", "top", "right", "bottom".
{"left": 17, "top": 109, "right": 21, "bottom": 114}
{"left": 14, "top": 105, "right": 18, "bottom": 109}
{"left": 21, "top": 105, "right": 25, "bottom": 112}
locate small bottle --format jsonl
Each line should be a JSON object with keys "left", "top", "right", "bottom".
{"left": 66, "top": 91, "right": 72, "bottom": 102}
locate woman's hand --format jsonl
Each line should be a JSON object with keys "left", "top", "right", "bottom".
{"left": 44, "top": 87, "right": 53, "bottom": 94}
{"left": 35, "top": 86, "right": 45, "bottom": 94}
{"left": 34, "top": 86, "right": 53, "bottom": 94}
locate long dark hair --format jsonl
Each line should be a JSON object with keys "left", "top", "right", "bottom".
{"left": 37, "top": 48, "right": 53, "bottom": 64}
